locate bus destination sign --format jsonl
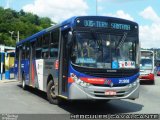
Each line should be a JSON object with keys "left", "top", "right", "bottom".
{"left": 76, "top": 19, "right": 134, "bottom": 31}
{"left": 84, "top": 20, "right": 108, "bottom": 28}
{"left": 111, "top": 23, "right": 131, "bottom": 30}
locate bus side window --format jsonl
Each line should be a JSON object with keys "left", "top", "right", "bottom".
{"left": 25, "top": 42, "right": 30, "bottom": 59}
{"left": 15, "top": 47, "right": 19, "bottom": 60}
{"left": 36, "top": 37, "right": 42, "bottom": 59}
{"left": 32, "top": 41, "right": 36, "bottom": 59}
{"left": 50, "top": 29, "right": 59, "bottom": 58}
{"left": 42, "top": 34, "right": 50, "bottom": 59}
{"left": 22, "top": 45, "right": 25, "bottom": 60}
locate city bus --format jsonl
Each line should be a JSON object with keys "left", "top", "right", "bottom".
{"left": 14, "top": 16, "right": 140, "bottom": 104}
{"left": 139, "top": 50, "right": 155, "bottom": 84}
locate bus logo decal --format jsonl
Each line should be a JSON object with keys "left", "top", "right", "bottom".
{"left": 104, "top": 79, "right": 114, "bottom": 87}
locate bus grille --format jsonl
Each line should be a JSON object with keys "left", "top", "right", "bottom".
{"left": 91, "top": 91, "right": 128, "bottom": 97}
{"left": 92, "top": 84, "right": 127, "bottom": 87}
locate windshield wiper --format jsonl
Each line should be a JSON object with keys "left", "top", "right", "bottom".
{"left": 117, "top": 32, "right": 127, "bottom": 49}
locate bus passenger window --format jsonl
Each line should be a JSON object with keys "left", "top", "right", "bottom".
{"left": 50, "top": 29, "right": 59, "bottom": 58}
{"left": 42, "top": 48, "right": 49, "bottom": 59}
{"left": 36, "top": 37, "right": 42, "bottom": 59}
{"left": 42, "top": 33, "right": 50, "bottom": 59}
{"left": 25, "top": 42, "right": 30, "bottom": 59}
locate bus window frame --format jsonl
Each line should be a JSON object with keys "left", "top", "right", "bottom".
{"left": 50, "top": 29, "right": 60, "bottom": 59}
{"left": 42, "top": 33, "right": 50, "bottom": 59}
{"left": 36, "top": 36, "right": 43, "bottom": 59}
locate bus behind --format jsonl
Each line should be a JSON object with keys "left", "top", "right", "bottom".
{"left": 139, "top": 50, "right": 155, "bottom": 84}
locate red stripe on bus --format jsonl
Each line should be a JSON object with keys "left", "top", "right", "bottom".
{"left": 68, "top": 77, "right": 106, "bottom": 84}
{"left": 32, "top": 63, "right": 35, "bottom": 85}
{"left": 68, "top": 77, "right": 74, "bottom": 83}
{"left": 80, "top": 78, "right": 105, "bottom": 84}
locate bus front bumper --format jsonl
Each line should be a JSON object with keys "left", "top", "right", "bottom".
{"left": 139, "top": 73, "right": 154, "bottom": 81}
{"left": 69, "top": 80, "right": 140, "bottom": 100}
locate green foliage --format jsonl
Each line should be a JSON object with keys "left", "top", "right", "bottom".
{"left": 0, "top": 7, "right": 55, "bottom": 46}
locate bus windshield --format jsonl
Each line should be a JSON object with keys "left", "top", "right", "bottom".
{"left": 71, "top": 32, "right": 138, "bottom": 69}
{"left": 140, "top": 58, "right": 153, "bottom": 70}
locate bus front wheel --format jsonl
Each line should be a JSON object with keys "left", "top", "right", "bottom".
{"left": 47, "top": 80, "right": 60, "bottom": 105}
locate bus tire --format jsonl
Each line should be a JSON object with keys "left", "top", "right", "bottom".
{"left": 22, "top": 74, "right": 26, "bottom": 90}
{"left": 47, "top": 80, "right": 59, "bottom": 105}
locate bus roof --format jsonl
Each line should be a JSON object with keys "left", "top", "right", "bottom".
{"left": 16, "top": 16, "right": 138, "bottom": 46}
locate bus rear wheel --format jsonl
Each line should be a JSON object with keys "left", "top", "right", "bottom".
{"left": 47, "top": 80, "right": 60, "bottom": 105}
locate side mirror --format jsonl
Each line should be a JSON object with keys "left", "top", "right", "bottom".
{"left": 67, "top": 31, "right": 73, "bottom": 47}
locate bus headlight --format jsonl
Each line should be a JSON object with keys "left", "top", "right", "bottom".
{"left": 75, "top": 78, "right": 91, "bottom": 87}
{"left": 128, "top": 78, "right": 139, "bottom": 88}
{"left": 133, "top": 78, "right": 139, "bottom": 86}
{"left": 133, "top": 81, "right": 137, "bottom": 86}
{"left": 70, "top": 73, "right": 91, "bottom": 87}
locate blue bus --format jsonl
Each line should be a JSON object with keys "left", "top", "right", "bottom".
{"left": 15, "top": 16, "right": 140, "bottom": 104}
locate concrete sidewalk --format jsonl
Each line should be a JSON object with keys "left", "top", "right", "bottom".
{"left": 0, "top": 73, "right": 18, "bottom": 83}
{"left": 0, "top": 79, "right": 18, "bottom": 83}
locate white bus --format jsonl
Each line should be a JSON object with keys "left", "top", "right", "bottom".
{"left": 139, "top": 50, "right": 155, "bottom": 84}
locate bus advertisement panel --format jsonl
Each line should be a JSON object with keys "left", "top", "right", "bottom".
{"left": 15, "top": 16, "right": 140, "bottom": 104}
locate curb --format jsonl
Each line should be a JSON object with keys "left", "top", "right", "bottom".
{"left": 0, "top": 80, "right": 18, "bottom": 83}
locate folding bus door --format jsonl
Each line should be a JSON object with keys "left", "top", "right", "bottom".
{"left": 58, "top": 30, "right": 70, "bottom": 96}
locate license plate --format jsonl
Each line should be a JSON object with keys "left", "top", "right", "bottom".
{"left": 105, "top": 90, "right": 116, "bottom": 95}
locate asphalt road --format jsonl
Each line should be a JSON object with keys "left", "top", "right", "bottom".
{"left": 0, "top": 76, "right": 160, "bottom": 118}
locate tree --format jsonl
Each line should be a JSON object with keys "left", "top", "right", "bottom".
{"left": 0, "top": 7, "right": 55, "bottom": 46}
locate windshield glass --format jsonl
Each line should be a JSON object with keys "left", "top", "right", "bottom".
{"left": 140, "top": 58, "right": 153, "bottom": 70}
{"left": 71, "top": 32, "right": 138, "bottom": 69}
{"left": 140, "top": 51, "right": 153, "bottom": 70}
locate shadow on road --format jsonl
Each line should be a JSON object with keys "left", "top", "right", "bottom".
{"left": 58, "top": 100, "right": 143, "bottom": 114}
{"left": 17, "top": 84, "right": 143, "bottom": 114}
{"left": 140, "top": 80, "right": 154, "bottom": 85}
{"left": 17, "top": 84, "right": 47, "bottom": 100}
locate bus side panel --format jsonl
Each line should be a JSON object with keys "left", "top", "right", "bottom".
{"left": 14, "top": 60, "right": 18, "bottom": 80}
{"left": 43, "top": 59, "right": 58, "bottom": 92}
{"left": 24, "top": 60, "right": 29, "bottom": 85}
{"left": 29, "top": 59, "right": 38, "bottom": 87}
{"left": 21, "top": 60, "right": 25, "bottom": 80}
{"left": 15, "top": 60, "right": 26, "bottom": 82}
{"left": 35, "top": 59, "right": 44, "bottom": 91}
{"left": 34, "top": 59, "right": 39, "bottom": 87}
{"left": 21, "top": 60, "right": 26, "bottom": 81}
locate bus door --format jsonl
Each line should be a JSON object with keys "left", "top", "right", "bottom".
{"left": 29, "top": 41, "right": 36, "bottom": 87}
{"left": 58, "top": 30, "right": 69, "bottom": 95}
{"left": 18, "top": 46, "right": 22, "bottom": 81}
